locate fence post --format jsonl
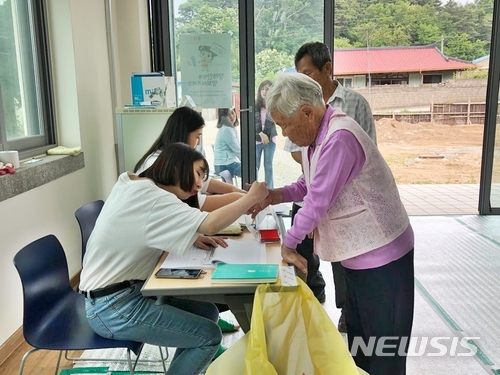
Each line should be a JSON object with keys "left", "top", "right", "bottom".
{"left": 467, "top": 98, "right": 471, "bottom": 125}
{"left": 430, "top": 98, "right": 434, "bottom": 123}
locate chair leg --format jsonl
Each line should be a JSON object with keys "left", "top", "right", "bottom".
{"left": 18, "top": 348, "right": 40, "bottom": 375}
{"left": 126, "top": 348, "right": 136, "bottom": 375}
{"left": 158, "top": 346, "right": 168, "bottom": 374}
{"left": 54, "top": 351, "right": 63, "bottom": 375}
{"left": 64, "top": 345, "right": 168, "bottom": 373}
{"left": 66, "top": 347, "right": 157, "bottom": 364}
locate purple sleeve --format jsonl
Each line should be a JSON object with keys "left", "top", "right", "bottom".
{"left": 283, "top": 130, "right": 366, "bottom": 250}
{"left": 282, "top": 177, "right": 308, "bottom": 203}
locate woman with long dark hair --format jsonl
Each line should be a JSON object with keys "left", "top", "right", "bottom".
{"left": 135, "top": 106, "right": 246, "bottom": 212}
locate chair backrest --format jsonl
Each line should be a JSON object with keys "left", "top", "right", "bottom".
{"left": 13, "top": 234, "right": 144, "bottom": 355}
{"left": 13, "top": 235, "right": 74, "bottom": 342}
{"left": 219, "top": 169, "right": 233, "bottom": 185}
{"left": 75, "top": 200, "right": 104, "bottom": 263}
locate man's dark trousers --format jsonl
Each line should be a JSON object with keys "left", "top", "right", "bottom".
{"left": 290, "top": 203, "right": 326, "bottom": 300}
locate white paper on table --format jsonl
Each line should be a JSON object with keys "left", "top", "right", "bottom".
{"left": 159, "top": 239, "right": 266, "bottom": 269}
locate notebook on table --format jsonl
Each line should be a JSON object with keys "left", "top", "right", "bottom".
{"left": 211, "top": 263, "right": 279, "bottom": 284}
{"left": 159, "top": 239, "right": 266, "bottom": 270}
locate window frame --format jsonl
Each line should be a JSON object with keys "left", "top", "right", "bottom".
{"left": 0, "top": 0, "right": 56, "bottom": 158}
{"left": 422, "top": 73, "right": 443, "bottom": 84}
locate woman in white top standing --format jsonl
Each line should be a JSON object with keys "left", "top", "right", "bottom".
{"left": 80, "top": 143, "right": 268, "bottom": 375}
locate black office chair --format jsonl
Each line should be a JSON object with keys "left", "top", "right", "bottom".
{"left": 13, "top": 234, "right": 144, "bottom": 375}
{"left": 74, "top": 200, "right": 169, "bottom": 369}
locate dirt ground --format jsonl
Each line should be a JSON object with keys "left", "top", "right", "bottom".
{"left": 203, "top": 117, "right": 485, "bottom": 186}
{"left": 375, "top": 118, "right": 484, "bottom": 184}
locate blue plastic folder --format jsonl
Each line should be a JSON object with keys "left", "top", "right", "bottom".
{"left": 211, "top": 264, "right": 279, "bottom": 284}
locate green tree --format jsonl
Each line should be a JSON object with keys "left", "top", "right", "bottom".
{"left": 174, "top": 0, "right": 492, "bottom": 70}
{"left": 254, "top": 0, "right": 323, "bottom": 54}
{"left": 0, "top": 0, "right": 22, "bottom": 138}
{"left": 176, "top": 4, "right": 240, "bottom": 79}
{"left": 255, "top": 48, "right": 294, "bottom": 83}
{"left": 334, "top": 38, "right": 353, "bottom": 48}
{"left": 335, "top": 0, "right": 362, "bottom": 42}
{"left": 444, "top": 33, "right": 488, "bottom": 61}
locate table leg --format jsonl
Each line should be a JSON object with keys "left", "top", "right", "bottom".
{"left": 224, "top": 294, "right": 254, "bottom": 333}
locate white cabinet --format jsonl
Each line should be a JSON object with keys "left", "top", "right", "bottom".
{"left": 115, "top": 108, "right": 174, "bottom": 173}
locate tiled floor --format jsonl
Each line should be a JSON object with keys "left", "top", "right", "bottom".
{"left": 398, "top": 184, "right": 479, "bottom": 215}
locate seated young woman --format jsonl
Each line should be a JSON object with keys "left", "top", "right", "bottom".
{"left": 79, "top": 143, "right": 268, "bottom": 375}
{"left": 134, "top": 106, "right": 245, "bottom": 332}
{"left": 213, "top": 108, "right": 241, "bottom": 178}
{"left": 135, "top": 106, "right": 245, "bottom": 213}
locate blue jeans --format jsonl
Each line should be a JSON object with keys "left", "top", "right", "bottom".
{"left": 85, "top": 282, "right": 221, "bottom": 375}
{"left": 256, "top": 141, "right": 275, "bottom": 188}
{"left": 214, "top": 162, "right": 241, "bottom": 177}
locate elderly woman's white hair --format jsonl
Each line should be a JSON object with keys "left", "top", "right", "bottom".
{"left": 265, "top": 73, "right": 324, "bottom": 117}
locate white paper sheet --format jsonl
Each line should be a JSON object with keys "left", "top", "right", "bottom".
{"left": 160, "top": 239, "right": 266, "bottom": 269}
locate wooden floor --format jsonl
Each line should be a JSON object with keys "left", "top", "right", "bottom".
{"left": 0, "top": 341, "right": 82, "bottom": 375}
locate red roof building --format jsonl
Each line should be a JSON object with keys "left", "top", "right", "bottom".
{"left": 332, "top": 44, "right": 476, "bottom": 88}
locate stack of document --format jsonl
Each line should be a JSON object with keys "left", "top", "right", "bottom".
{"left": 211, "top": 263, "right": 279, "bottom": 284}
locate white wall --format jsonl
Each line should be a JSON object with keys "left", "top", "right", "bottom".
{"left": 0, "top": 0, "right": 149, "bottom": 346}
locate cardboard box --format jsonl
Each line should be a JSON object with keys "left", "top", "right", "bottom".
{"left": 130, "top": 73, "right": 176, "bottom": 107}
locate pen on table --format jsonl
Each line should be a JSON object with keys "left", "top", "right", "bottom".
{"left": 208, "top": 246, "right": 215, "bottom": 260}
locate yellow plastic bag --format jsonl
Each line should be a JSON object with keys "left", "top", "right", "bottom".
{"left": 207, "top": 278, "right": 367, "bottom": 375}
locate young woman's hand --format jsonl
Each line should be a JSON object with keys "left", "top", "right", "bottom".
{"left": 246, "top": 184, "right": 285, "bottom": 218}
{"left": 259, "top": 132, "right": 270, "bottom": 144}
{"left": 247, "top": 195, "right": 273, "bottom": 219}
{"left": 246, "top": 181, "right": 269, "bottom": 204}
{"left": 194, "top": 235, "right": 228, "bottom": 250}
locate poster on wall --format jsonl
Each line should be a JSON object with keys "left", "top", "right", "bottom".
{"left": 179, "top": 33, "right": 232, "bottom": 109}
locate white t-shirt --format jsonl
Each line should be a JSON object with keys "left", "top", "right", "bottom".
{"left": 79, "top": 172, "right": 209, "bottom": 291}
{"left": 136, "top": 150, "right": 210, "bottom": 208}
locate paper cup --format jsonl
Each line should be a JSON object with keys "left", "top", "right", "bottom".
{"left": 0, "top": 150, "right": 20, "bottom": 169}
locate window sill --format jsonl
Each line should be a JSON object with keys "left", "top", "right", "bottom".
{"left": 0, "top": 153, "right": 85, "bottom": 202}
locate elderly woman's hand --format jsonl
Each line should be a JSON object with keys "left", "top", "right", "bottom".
{"left": 281, "top": 244, "right": 308, "bottom": 275}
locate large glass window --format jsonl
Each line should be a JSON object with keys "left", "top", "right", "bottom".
{"left": 171, "top": 0, "right": 242, "bottom": 186}
{"left": 153, "top": 0, "right": 497, "bottom": 211}
{"left": 254, "top": 1, "right": 324, "bottom": 189}
{"left": 155, "top": 0, "right": 324, "bottom": 189}
{"left": 490, "top": 88, "right": 500, "bottom": 208}
{"left": 0, "top": 0, "right": 55, "bottom": 156}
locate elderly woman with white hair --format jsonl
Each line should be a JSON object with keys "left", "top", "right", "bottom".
{"left": 251, "top": 73, "right": 414, "bottom": 375}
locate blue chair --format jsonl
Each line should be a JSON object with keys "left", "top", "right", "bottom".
{"left": 74, "top": 199, "right": 104, "bottom": 263}
{"left": 13, "top": 234, "right": 144, "bottom": 375}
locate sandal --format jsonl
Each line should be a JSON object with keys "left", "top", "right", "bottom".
{"left": 217, "top": 317, "right": 240, "bottom": 332}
